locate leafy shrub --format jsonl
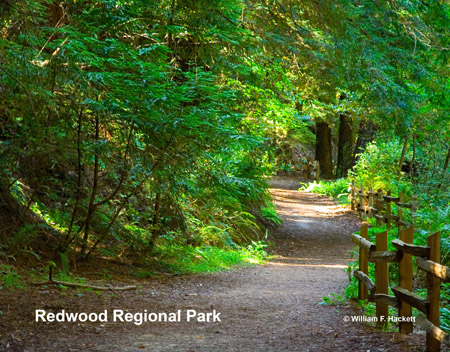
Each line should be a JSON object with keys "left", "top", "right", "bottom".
{"left": 349, "top": 141, "right": 411, "bottom": 194}
{"left": 300, "top": 178, "right": 350, "bottom": 204}
{"left": 415, "top": 205, "right": 450, "bottom": 266}
{"left": 260, "top": 203, "right": 282, "bottom": 224}
{"left": 6, "top": 224, "right": 38, "bottom": 258}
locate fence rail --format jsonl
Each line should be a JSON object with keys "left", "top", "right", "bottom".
{"left": 349, "top": 183, "right": 449, "bottom": 352}
{"left": 349, "top": 181, "right": 417, "bottom": 229}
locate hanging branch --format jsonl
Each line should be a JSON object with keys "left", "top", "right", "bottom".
{"left": 85, "top": 133, "right": 177, "bottom": 260}
{"left": 94, "top": 123, "right": 134, "bottom": 208}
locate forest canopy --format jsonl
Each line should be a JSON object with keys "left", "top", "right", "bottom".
{"left": 1, "top": 0, "right": 450, "bottom": 271}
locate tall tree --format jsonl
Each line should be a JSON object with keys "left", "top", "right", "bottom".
{"left": 315, "top": 121, "right": 333, "bottom": 179}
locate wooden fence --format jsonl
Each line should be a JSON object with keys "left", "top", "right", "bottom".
{"left": 349, "top": 183, "right": 450, "bottom": 352}
{"left": 349, "top": 181, "right": 417, "bottom": 229}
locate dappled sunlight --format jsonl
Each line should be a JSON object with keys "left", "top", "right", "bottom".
{"left": 269, "top": 255, "right": 352, "bottom": 269}
{"left": 272, "top": 193, "right": 349, "bottom": 219}
{"left": 276, "top": 208, "right": 340, "bottom": 216}
{"left": 268, "top": 262, "right": 348, "bottom": 269}
{"left": 273, "top": 256, "right": 324, "bottom": 262}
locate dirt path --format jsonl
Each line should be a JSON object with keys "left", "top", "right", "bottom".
{"left": 1, "top": 178, "right": 424, "bottom": 351}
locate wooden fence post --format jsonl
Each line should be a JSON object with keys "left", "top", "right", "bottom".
{"left": 351, "top": 181, "right": 356, "bottom": 211}
{"left": 359, "top": 223, "right": 369, "bottom": 300}
{"left": 412, "top": 194, "right": 417, "bottom": 225}
{"left": 386, "top": 190, "right": 392, "bottom": 231}
{"left": 426, "top": 232, "right": 441, "bottom": 352}
{"left": 375, "top": 230, "right": 389, "bottom": 326}
{"left": 359, "top": 185, "right": 365, "bottom": 220}
{"left": 376, "top": 189, "right": 384, "bottom": 226}
{"left": 398, "top": 226, "right": 414, "bottom": 334}
{"left": 368, "top": 187, "right": 374, "bottom": 218}
{"left": 398, "top": 193, "right": 404, "bottom": 233}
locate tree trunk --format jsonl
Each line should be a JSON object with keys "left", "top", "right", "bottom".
{"left": 81, "top": 112, "right": 100, "bottom": 257}
{"left": 437, "top": 146, "right": 450, "bottom": 190}
{"left": 147, "top": 191, "right": 162, "bottom": 251}
{"left": 443, "top": 147, "right": 450, "bottom": 171}
{"left": 336, "top": 112, "right": 353, "bottom": 177}
{"left": 398, "top": 135, "right": 409, "bottom": 176}
{"left": 315, "top": 121, "right": 333, "bottom": 179}
{"left": 353, "top": 120, "right": 375, "bottom": 164}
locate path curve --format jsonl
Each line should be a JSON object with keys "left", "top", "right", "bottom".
{"left": 102, "top": 178, "right": 422, "bottom": 351}
{"left": 1, "top": 177, "right": 423, "bottom": 351}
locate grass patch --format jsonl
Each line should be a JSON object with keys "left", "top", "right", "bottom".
{"left": 155, "top": 241, "right": 269, "bottom": 274}
{"left": 300, "top": 178, "right": 350, "bottom": 205}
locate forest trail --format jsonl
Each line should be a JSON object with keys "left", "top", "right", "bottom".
{"left": 2, "top": 178, "right": 422, "bottom": 351}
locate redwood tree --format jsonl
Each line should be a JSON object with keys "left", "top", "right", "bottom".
{"left": 315, "top": 121, "right": 333, "bottom": 179}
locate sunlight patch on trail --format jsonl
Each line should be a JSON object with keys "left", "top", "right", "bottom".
{"left": 268, "top": 262, "right": 348, "bottom": 269}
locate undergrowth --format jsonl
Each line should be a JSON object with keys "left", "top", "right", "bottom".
{"left": 155, "top": 241, "right": 270, "bottom": 274}
{"left": 300, "top": 178, "right": 350, "bottom": 205}
{"left": 0, "top": 241, "right": 270, "bottom": 291}
{"left": 0, "top": 264, "right": 25, "bottom": 290}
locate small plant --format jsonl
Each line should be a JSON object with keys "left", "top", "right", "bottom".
{"left": 319, "top": 292, "right": 345, "bottom": 305}
{"left": 345, "top": 277, "right": 359, "bottom": 300}
{"left": 0, "top": 264, "right": 25, "bottom": 290}
{"left": 246, "top": 240, "right": 269, "bottom": 261}
{"left": 260, "top": 203, "right": 282, "bottom": 225}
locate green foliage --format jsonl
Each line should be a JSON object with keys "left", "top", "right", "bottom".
{"left": 0, "top": 0, "right": 283, "bottom": 263}
{"left": 60, "top": 252, "right": 70, "bottom": 274}
{"left": 300, "top": 179, "right": 350, "bottom": 204}
{"left": 260, "top": 203, "right": 283, "bottom": 225}
{"left": 155, "top": 242, "right": 269, "bottom": 274}
{"left": 442, "top": 283, "right": 450, "bottom": 334}
{"left": 442, "top": 306, "right": 450, "bottom": 333}
{"left": 1, "top": 0, "right": 450, "bottom": 291}
{"left": 349, "top": 141, "right": 410, "bottom": 192}
{"left": 345, "top": 275, "right": 359, "bottom": 300}
{"left": 319, "top": 292, "right": 345, "bottom": 306}
{"left": 6, "top": 224, "right": 39, "bottom": 259}
{"left": 0, "top": 265, "right": 24, "bottom": 290}
{"left": 415, "top": 205, "right": 450, "bottom": 266}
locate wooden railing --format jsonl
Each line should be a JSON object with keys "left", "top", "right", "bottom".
{"left": 349, "top": 183, "right": 450, "bottom": 352}
{"left": 349, "top": 181, "right": 417, "bottom": 230}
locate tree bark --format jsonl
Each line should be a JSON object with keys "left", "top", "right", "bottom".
{"left": 81, "top": 112, "right": 100, "bottom": 257}
{"left": 61, "top": 107, "right": 84, "bottom": 252}
{"left": 443, "top": 147, "right": 450, "bottom": 171}
{"left": 398, "top": 135, "right": 409, "bottom": 175}
{"left": 336, "top": 112, "right": 353, "bottom": 177}
{"left": 353, "top": 120, "right": 375, "bottom": 164}
{"left": 315, "top": 121, "right": 333, "bottom": 179}
{"left": 437, "top": 145, "right": 450, "bottom": 190}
